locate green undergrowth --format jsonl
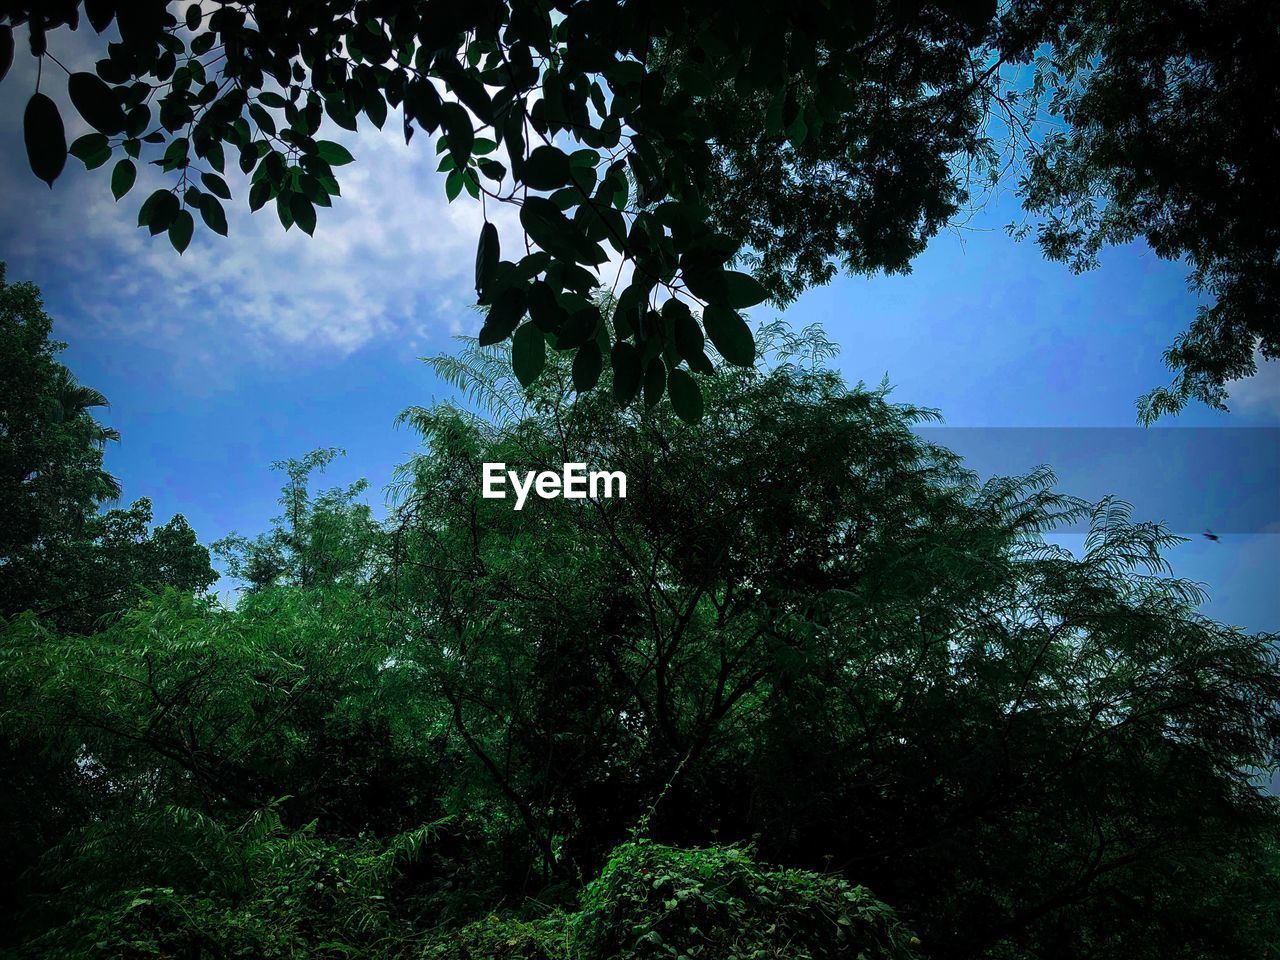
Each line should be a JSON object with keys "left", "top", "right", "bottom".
{"left": 32, "top": 839, "right": 916, "bottom": 960}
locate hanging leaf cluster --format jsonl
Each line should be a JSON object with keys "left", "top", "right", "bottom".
{"left": 0, "top": 0, "right": 1004, "bottom": 419}
{"left": 5, "top": 0, "right": 1273, "bottom": 422}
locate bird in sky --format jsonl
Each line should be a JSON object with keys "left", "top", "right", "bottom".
{"left": 1203, "top": 529, "right": 1221, "bottom": 542}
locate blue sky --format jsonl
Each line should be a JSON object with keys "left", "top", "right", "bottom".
{"left": 1, "top": 52, "right": 1277, "bottom": 631}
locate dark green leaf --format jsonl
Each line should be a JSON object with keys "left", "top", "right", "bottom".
{"left": 611, "top": 342, "right": 642, "bottom": 402}
{"left": 478, "top": 158, "right": 506, "bottom": 182}
{"left": 249, "top": 103, "right": 277, "bottom": 136}
{"left": 199, "top": 194, "right": 228, "bottom": 236}
{"left": 445, "top": 168, "right": 463, "bottom": 202}
{"left": 168, "top": 209, "right": 194, "bottom": 253}
{"left": 556, "top": 306, "right": 600, "bottom": 351}
{"left": 24, "top": 93, "right": 67, "bottom": 188}
{"left": 111, "top": 158, "right": 136, "bottom": 200}
{"left": 248, "top": 179, "right": 270, "bottom": 212}
{"left": 161, "top": 137, "right": 190, "bottom": 171}
{"left": 200, "top": 172, "right": 231, "bottom": 200}
{"left": 686, "top": 350, "right": 715, "bottom": 376}
{"left": 479, "top": 286, "right": 526, "bottom": 345}
{"left": 722, "top": 271, "right": 769, "bottom": 309}
{"left": 476, "top": 222, "right": 499, "bottom": 297}
{"left": 522, "top": 145, "right": 571, "bottom": 191}
{"left": 527, "top": 280, "right": 565, "bottom": 333}
{"left": 665, "top": 300, "right": 704, "bottom": 363}
{"left": 124, "top": 104, "right": 150, "bottom": 138}
{"left": 703, "top": 306, "right": 756, "bottom": 367}
{"left": 316, "top": 140, "right": 355, "bottom": 166}
{"left": 325, "top": 97, "right": 358, "bottom": 131}
{"left": 511, "top": 322, "right": 546, "bottom": 388}
{"left": 69, "top": 133, "right": 111, "bottom": 168}
{"left": 69, "top": 72, "right": 126, "bottom": 134}
{"left": 0, "top": 26, "right": 13, "bottom": 84}
{"left": 290, "top": 194, "right": 317, "bottom": 235}
{"left": 84, "top": 0, "right": 113, "bottom": 32}
{"left": 683, "top": 266, "right": 769, "bottom": 310}
{"left": 276, "top": 191, "right": 295, "bottom": 230}
{"left": 667, "top": 368, "right": 703, "bottom": 423}
{"left": 148, "top": 191, "right": 179, "bottom": 234}
{"left": 441, "top": 103, "right": 473, "bottom": 169}
{"left": 572, "top": 341, "right": 603, "bottom": 392}
{"left": 520, "top": 196, "right": 577, "bottom": 261}
{"left": 138, "top": 189, "right": 169, "bottom": 229}
{"left": 643, "top": 356, "right": 666, "bottom": 408}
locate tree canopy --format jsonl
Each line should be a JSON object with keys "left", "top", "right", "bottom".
{"left": 0, "top": 265, "right": 217, "bottom": 947}
{"left": 0, "top": 264, "right": 215, "bottom": 632}
{"left": 2, "top": 0, "right": 1275, "bottom": 419}
{"left": 2, "top": 316, "right": 1277, "bottom": 958}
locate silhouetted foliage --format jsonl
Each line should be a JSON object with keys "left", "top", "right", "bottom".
{"left": 1, "top": 1, "right": 1275, "bottom": 417}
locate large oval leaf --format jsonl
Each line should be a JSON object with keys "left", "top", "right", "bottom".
{"left": 572, "top": 341, "right": 603, "bottom": 392}
{"left": 665, "top": 299, "right": 704, "bottom": 364}
{"left": 111, "top": 158, "right": 136, "bottom": 200}
{"left": 475, "top": 221, "right": 499, "bottom": 297}
{"left": 522, "top": 145, "right": 571, "bottom": 190}
{"left": 0, "top": 26, "right": 13, "bottom": 84}
{"left": 643, "top": 356, "right": 666, "bottom": 408}
{"left": 722, "top": 270, "right": 769, "bottom": 309}
{"left": 479, "top": 286, "right": 526, "bottom": 345}
{"left": 199, "top": 194, "right": 228, "bottom": 236}
{"left": 611, "top": 342, "right": 642, "bottom": 402}
{"left": 683, "top": 266, "right": 770, "bottom": 309}
{"left": 441, "top": 102, "right": 474, "bottom": 168}
{"left": 24, "top": 93, "right": 67, "bottom": 188}
{"left": 511, "top": 321, "right": 546, "bottom": 388}
{"left": 527, "top": 280, "right": 566, "bottom": 333}
{"left": 556, "top": 305, "right": 600, "bottom": 351}
{"left": 168, "top": 209, "right": 194, "bottom": 254}
{"left": 667, "top": 368, "right": 704, "bottom": 423}
{"left": 316, "top": 140, "right": 355, "bottom": 166}
{"left": 520, "top": 196, "right": 578, "bottom": 262}
{"left": 290, "top": 194, "right": 317, "bottom": 235}
{"left": 703, "top": 306, "right": 755, "bottom": 367}
{"left": 69, "top": 71, "right": 126, "bottom": 134}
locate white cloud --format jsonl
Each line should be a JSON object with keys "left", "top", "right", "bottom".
{"left": 1226, "top": 346, "right": 1280, "bottom": 418}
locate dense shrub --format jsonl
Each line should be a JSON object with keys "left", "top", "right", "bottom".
{"left": 425, "top": 842, "right": 917, "bottom": 960}
{"left": 423, "top": 915, "right": 567, "bottom": 960}
{"left": 24, "top": 840, "right": 909, "bottom": 960}
{"left": 569, "top": 842, "right": 919, "bottom": 960}
{"left": 22, "top": 816, "right": 434, "bottom": 960}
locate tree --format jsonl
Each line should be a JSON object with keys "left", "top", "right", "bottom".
{"left": 6, "top": 327, "right": 1274, "bottom": 956}
{"left": 1009, "top": 0, "right": 1280, "bottom": 420}
{"left": 0, "top": 267, "right": 219, "bottom": 944}
{"left": 390, "top": 332, "right": 1280, "bottom": 957}
{"left": 0, "top": 263, "right": 120, "bottom": 581}
{"left": 2, "top": 1, "right": 1274, "bottom": 418}
{"left": 0, "top": 265, "right": 217, "bottom": 630}
{"left": 213, "top": 447, "right": 387, "bottom": 592}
